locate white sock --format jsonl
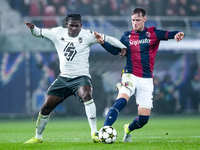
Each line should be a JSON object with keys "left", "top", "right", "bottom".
{"left": 84, "top": 99, "right": 97, "bottom": 136}
{"left": 35, "top": 112, "right": 50, "bottom": 139}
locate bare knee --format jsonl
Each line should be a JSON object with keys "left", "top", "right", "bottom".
{"left": 81, "top": 91, "right": 92, "bottom": 102}
{"left": 78, "top": 86, "right": 93, "bottom": 102}
{"left": 41, "top": 95, "right": 62, "bottom": 115}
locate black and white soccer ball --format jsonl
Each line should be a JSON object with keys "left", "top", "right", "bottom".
{"left": 99, "top": 126, "right": 117, "bottom": 144}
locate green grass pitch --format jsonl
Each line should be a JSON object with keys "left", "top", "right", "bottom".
{"left": 0, "top": 115, "right": 199, "bottom": 150}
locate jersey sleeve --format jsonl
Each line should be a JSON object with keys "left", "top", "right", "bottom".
{"left": 88, "top": 30, "right": 126, "bottom": 49}
{"left": 82, "top": 30, "right": 102, "bottom": 44}
{"left": 119, "top": 31, "right": 131, "bottom": 47}
{"left": 104, "top": 35, "right": 127, "bottom": 49}
{"left": 101, "top": 41, "right": 120, "bottom": 55}
{"left": 41, "top": 28, "right": 58, "bottom": 41}
{"left": 154, "top": 28, "right": 169, "bottom": 40}
{"left": 120, "top": 34, "right": 126, "bottom": 46}
{"left": 30, "top": 26, "right": 43, "bottom": 37}
{"left": 168, "top": 31, "right": 179, "bottom": 39}
{"left": 154, "top": 27, "right": 179, "bottom": 40}
{"left": 31, "top": 26, "right": 58, "bottom": 41}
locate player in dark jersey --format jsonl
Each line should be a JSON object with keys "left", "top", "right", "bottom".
{"left": 95, "top": 7, "right": 184, "bottom": 142}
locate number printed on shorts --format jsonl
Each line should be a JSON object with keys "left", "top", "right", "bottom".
{"left": 63, "top": 42, "right": 77, "bottom": 61}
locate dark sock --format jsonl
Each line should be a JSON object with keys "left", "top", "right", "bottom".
{"left": 104, "top": 98, "right": 127, "bottom": 126}
{"left": 129, "top": 115, "right": 149, "bottom": 131}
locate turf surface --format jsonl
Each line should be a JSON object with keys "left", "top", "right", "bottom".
{"left": 0, "top": 115, "right": 199, "bottom": 150}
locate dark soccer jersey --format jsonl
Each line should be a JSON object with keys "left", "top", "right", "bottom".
{"left": 120, "top": 26, "right": 178, "bottom": 78}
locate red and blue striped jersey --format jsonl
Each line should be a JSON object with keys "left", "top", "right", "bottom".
{"left": 120, "top": 26, "right": 178, "bottom": 78}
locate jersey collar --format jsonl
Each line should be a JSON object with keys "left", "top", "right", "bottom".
{"left": 133, "top": 26, "right": 147, "bottom": 33}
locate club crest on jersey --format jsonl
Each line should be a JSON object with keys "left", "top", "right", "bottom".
{"left": 63, "top": 42, "right": 77, "bottom": 61}
{"left": 145, "top": 32, "right": 151, "bottom": 37}
{"left": 78, "top": 37, "right": 83, "bottom": 44}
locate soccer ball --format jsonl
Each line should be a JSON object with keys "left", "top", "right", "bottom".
{"left": 99, "top": 126, "right": 117, "bottom": 144}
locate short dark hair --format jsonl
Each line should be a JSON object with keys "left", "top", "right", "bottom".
{"left": 65, "top": 13, "right": 81, "bottom": 22}
{"left": 132, "top": 7, "right": 146, "bottom": 17}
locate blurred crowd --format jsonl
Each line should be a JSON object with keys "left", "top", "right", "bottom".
{"left": 153, "top": 70, "right": 200, "bottom": 114}
{"left": 8, "top": 0, "right": 200, "bottom": 18}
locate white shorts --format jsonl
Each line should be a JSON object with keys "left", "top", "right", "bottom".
{"left": 118, "top": 73, "right": 153, "bottom": 109}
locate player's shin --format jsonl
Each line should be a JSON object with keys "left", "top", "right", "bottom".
{"left": 84, "top": 99, "right": 97, "bottom": 135}
{"left": 35, "top": 112, "right": 50, "bottom": 139}
{"left": 128, "top": 115, "right": 149, "bottom": 131}
{"left": 104, "top": 98, "right": 127, "bottom": 126}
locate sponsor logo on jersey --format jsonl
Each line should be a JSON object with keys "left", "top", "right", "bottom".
{"left": 130, "top": 38, "right": 151, "bottom": 46}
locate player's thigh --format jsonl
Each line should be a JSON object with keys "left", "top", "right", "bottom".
{"left": 47, "top": 76, "right": 73, "bottom": 100}
{"left": 135, "top": 77, "right": 153, "bottom": 109}
{"left": 119, "top": 73, "right": 136, "bottom": 97}
{"left": 71, "top": 76, "right": 92, "bottom": 102}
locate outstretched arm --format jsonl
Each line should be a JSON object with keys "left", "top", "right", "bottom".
{"left": 94, "top": 31, "right": 127, "bottom": 59}
{"left": 24, "top": 21, "right": 44, "bottom": 37}
{"left": 174, "top": 32, "right": 184, "bottom": 42}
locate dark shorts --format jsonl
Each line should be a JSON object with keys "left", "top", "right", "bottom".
{"left": 47, "top": 75, "right": 92, "bottom": 102}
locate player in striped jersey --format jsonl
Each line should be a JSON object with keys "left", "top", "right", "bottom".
{"left": 24, "top": 13, "right": 127, "bottom": 144}
{"left": 95, "top": 7, "right": 184, "bottom": 142}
